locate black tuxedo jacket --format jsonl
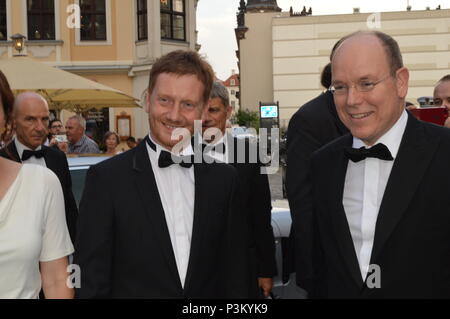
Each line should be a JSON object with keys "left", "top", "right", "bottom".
{"left": 74, "top": 139, "right": 249, "bottom": 298}
{"left": 286, "top": 91, "right": 348, "bottom": 291}
{"left": 310, "top": 114, "right": 450, "bottom": 298}
{"left": 0, "top": 142, "right": 78, "bottom": 243}
{"left": 226, "top": 136, "right": 277, "bottom": 297}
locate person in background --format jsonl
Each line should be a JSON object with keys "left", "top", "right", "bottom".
{"left": 65, "top": 115, "right": 100, "bottom": 154}
{"left": 202, "top": 81, "right": 277, "bottom": 298}
{"left": 0, "top": 72, "right": 74, "bottom": 299}
{"left": 126, "top": 136, "right": 137, "bottom": 149}
{"left": 433, "top": 74, "right": 450, "bottom": 128}
{"left": 103, "top": 131, "right": 122, "bottom": 156}
{"left": 48, "top": 119, "right": 69, "bottom": 152}
{"left": 286, "top": 59, "right": 348, "bottom": 294}
{"left": 0, "top": 92, "right": 78, "bottom": 244}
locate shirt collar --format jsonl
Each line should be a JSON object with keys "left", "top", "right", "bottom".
{"left": 148, "top": 132, "right": 194, "bottom": 157}
{"left": 14, "top": 137, "right": 42, "bottom": 159}
{"left": 353, "top": 109, "right": 408, "bottom": 159}
{"left": 72, "top": 135, "right": 87, "bottom": 147}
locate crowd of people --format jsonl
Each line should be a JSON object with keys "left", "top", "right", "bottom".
{"left": 1, "top": 29, "right": 450, "bottom": 299}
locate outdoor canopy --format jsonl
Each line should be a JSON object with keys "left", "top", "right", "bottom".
{"left": 0, "top": 56, "right": 141, "bottom": 112}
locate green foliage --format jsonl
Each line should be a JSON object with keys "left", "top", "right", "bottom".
{"left": 232, "top": 109, "right": 260, "bottom": 130}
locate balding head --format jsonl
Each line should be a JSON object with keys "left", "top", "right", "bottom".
{"left": 14, "top": 92, "right": 49, "bottom": 115}
{"left": 13, "top": 92, "right": 50, "bottom": 150}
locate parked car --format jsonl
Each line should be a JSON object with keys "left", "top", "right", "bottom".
{"left": 68, "top": 154, "right": 305, "bottom": 299}
{"left": 230, "top": 126, "right": 258, "bottom": 142}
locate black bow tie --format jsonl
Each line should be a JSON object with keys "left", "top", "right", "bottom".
{"left": 146, "top": 136, "right": 193, "bottom": 168}
{"left": 202, "top": 143, "right": 226, "bottom": 154}
{"left": 22, "top": 149, "right": 46, "bottom": 161}
{"left": 344, "top": 143, "right": 393, "bottom": 163}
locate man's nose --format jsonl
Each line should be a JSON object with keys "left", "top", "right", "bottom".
{"left": 201, "top": 110, "right": 211, "bottom": 124}
{"left": 166, "top": 103, "right": 183, "bottom": 122}
{"left": 346, "top": 86, "right": 363, "bottom": 106}
{"left": 35, "top": 120, "right": 47, "bottom": 133}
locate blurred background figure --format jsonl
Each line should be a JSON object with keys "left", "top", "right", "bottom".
{"left": 65, "top": 115, "right": 100, "bottom": 154}
{"left": 126, "top": 136, "right": 137, "bottom": 149}
{"left": 433, "top": 74, "right": 450, "bottom": 128}
{"left": 0, "top": 72, "right": 74, "bottom": 299}
{"left": 202, "top": 81, "right": 277, "bottom": 298}
{"left": 286, "top": 58, "right": 348, "bottom": 295}
{"left": 103, "top": 131, "right": 122, "bottom": 156}
{"left": 48, "top": 119, "right": 69, "bottom": 153}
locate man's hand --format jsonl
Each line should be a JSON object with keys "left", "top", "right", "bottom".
{"left": 258, "top": 277, "right": 273, "bottom": 298}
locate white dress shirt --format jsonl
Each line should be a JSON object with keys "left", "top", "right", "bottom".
{"left": 343, "top": 110, "right": 408, "bottom": 280}
{"left": 145, "top": 133, "right": 195, "bottom": 288}
{"left": 14, "top": 138, "right": 47, "bottom": 167}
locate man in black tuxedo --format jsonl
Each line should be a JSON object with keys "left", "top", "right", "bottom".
{"left": 74, "top": 50, "right": 249, "bottom": 298}
{"left": 202, "top": 81, "right": 277, "bottom": 298}
{"left": 286, "top": 63, "right": 348, "bottom": 293}
{"left": 0, "top": 92, "right": 77, "bottom": 243}
{"left": 309, "top": 30, "right": 450, "bottom": 298}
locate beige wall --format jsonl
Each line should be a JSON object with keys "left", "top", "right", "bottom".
{"left": 240, "top": 8, "right": 450, "bottom": 127}
{"left": 239, "top": 12, "right": 289, "bottom": 112}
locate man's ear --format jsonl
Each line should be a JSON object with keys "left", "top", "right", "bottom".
{"left": 226, "top": 106, "right": 233, "bottom": 119}
{"left": 396, "top": 67, "right": 409, "bottom": 99}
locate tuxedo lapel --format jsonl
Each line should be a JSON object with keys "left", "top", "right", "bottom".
{"left": 370, "top": 115, "right": 440, "bottom": 264}
{"left": 328, "top": 135, "right": 364, "bottom": 287}
{"left": 183, "top": 163, "right": 208, "bottom": 292}
{"left": 132, "top": 142, "right": 181, "bottom": 288}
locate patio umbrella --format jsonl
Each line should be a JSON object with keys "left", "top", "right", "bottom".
{"left": 0, "top": 56, "right": 140, "bottom": 112}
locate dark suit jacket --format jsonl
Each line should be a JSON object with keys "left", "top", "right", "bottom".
{"left": 226, "top": 136, "right": 277, "bottom": 297}
{"left": 310, "top": 114, "right": 450, "bottom": 298}
{"left": 286, "top": 91, "right": 348, "bottom": 292}
{"left": 74, "top": 139, "right": 249, "bottom": 298}
{"left": 0, "top": 141, "right": 78, "bottom": 243}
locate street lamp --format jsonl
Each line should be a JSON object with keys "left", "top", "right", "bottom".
{"left": 10, "top": 33, "right": 26, "bottom": 56}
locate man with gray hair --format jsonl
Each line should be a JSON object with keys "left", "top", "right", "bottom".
{"left": 65, "top": 115, "right": 99, "bottom": 154}
{"left": 202, "top": 81, "right": 277, "bottom": 298}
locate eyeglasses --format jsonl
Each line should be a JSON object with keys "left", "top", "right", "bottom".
{"left": 329, "top": 75, "right": 392, "bottom": 95}
{"left": 51, "top": 125, "right": 63, "bottom": 129}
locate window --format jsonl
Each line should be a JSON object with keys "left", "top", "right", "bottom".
{"left": 160, "top": 0, "right": 185, "bottom": 41}
{"left": 27, "top": 0, "right": 55, "bottom": 40}
{"left": 231, "top": 90, "right": 235, "bottom": 95}
{"left": 230, "top": 79, "right": 236, "bottom": 86}
{"left": 231, "top": 101, "right": 236, "bottom": 108}
{"left": 80, "top": 0, "right": 106, "bottom": 41}
{"left": 137, "top": 0, "right": 147, "bottom": 40}
{"left": 0, "top": 0, "right": 6, "bottom": 41}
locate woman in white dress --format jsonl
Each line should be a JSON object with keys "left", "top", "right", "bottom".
{"left": 0, "top": 71, "right": 74, "bottom": 299}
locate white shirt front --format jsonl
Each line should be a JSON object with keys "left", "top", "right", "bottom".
{"left": 343, "top": 110, "right": 408, "bottom": 280}
{"left": 145, "top": 134, "right": 195, "bottom": 288}
{"left": 0, "top": 164, "right": 74, "bottom": 299}
{"left": 14, "top": 138, "right": 47, "bottom": 167}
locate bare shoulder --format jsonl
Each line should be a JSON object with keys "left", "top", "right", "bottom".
{"left": 0, "top": 157, "right": 22, "bottom": 199}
